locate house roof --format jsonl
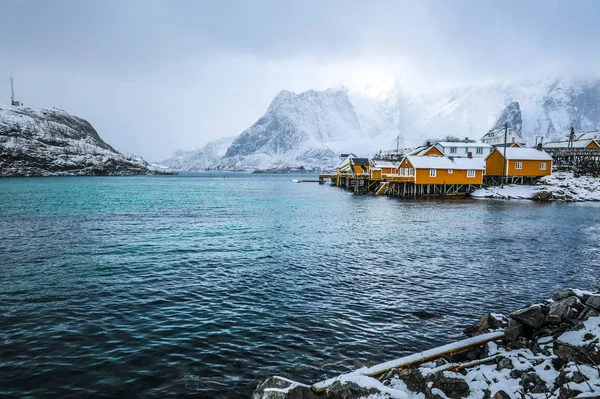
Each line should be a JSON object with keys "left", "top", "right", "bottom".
{"left": 436, "top": 142, "right": 492, "bottom": 148}
{"left": 409, "top": 145, "right": 441, "bottom": 156}
{"left": 575, "top": 131, "right": 600, "bottom": 141}
{"left": 371, "top": 160, "right": 399, "bottom": 168}
{"left": 488, "top": 147, "right": 553, "bottom": 161}
{"left": 406, "top": 156, "right": 485, "bottom": 170}
{"left": 480, "top": 127, "right": 523, "bottom": 140}
{"left": 543, "top": 139, "right": 598, "bottom": 148}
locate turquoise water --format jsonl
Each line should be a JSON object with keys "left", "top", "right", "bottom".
{"left": 1, "top": 174, "right": 599, "bottom": 398}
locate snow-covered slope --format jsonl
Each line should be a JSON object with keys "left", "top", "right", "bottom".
{"left": 219, "top": 88, "right": 378, "bottom": 170}
{"left": 0, "top": 105, "right": 152, "bottom": 177}
{"left": 159, "top": 136, "right": 235, "bottom": 171}
{"left": 210, "top": 77, "right": 600, "bottom": 171}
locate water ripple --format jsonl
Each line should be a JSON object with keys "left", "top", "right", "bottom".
{"left": 0, "top": 174, "right": 599, "bottom": 398}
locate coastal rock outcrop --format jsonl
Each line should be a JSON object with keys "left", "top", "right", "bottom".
{"left": 254, "top": 288, "right": 600, "bottom": 399}
{"left": 0, "top": 106, "right": 154, "bottom": 177}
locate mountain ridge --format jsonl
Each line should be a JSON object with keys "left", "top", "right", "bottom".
{"left": 165, "top": 77, "right": 600, "bottom": 171}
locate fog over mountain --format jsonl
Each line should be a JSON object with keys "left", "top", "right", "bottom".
{"left": 160, "top": 76, "right": 600, "bottom": 170}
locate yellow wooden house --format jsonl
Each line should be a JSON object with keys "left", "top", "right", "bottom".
{"left": 485, "top": 147, "right": 552, "bottom": 178}
{"left": 389, "top": 156, "right": 485, "bottom": 185}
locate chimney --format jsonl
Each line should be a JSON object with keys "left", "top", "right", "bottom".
{"left": 537, "top": 143, "right": 543, "bottom": 151}
{"left": 426, "top": 141, "right": 431, "bottom": 147}
{"left": 468, "top": 151, "right": 472, "bottom": 158}
{"left": 465, "top": 137, "right": 469, "bottom": 143}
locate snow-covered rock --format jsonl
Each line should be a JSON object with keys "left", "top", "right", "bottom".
{"left": 158, "top": 136, "right": 235, "bottom": 171}
{"left": 254, "top": 288, "right": 600, "bottom": 399}
{"left": 471, "top": 172, "right": 600, "bottom": 201}
{"left": 0, "top": 105, "right": 153, "bottom": 177}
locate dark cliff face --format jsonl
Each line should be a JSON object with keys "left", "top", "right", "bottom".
{"left": 0, "top": 106, "right": 151, "bottom": 177}
{"left": 492, "top": 102, "right": 523, "bottom": 133}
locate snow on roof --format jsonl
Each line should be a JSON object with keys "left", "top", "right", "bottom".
{"left": 406, "top": 156, "right": 485, "bottom": 170}
{"left": 436, "top": 142, "right": 492, "bottom": 148}
{"left": 491, "top": 147, "right": 553, "bottom": 161}
{"left": 371, "top": 160, "right": 399, "bottom": 168}
{"left": 543, "top": 139, "right": 597, "bottom": 148}
{"left": 576, "top": 131, "right": 600, "bottom": 140}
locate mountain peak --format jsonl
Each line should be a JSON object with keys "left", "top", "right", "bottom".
{"left": 492, "top": 101, "right": 523, "bottom": 133}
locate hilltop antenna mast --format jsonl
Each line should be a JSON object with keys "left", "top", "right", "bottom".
{"left": 10, "top": 77, "right": 15, "bottom": 105}
{"left": 10, "top": 77, "right": 21, "bottom": 106}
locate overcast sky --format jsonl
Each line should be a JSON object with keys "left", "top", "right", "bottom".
{"left": 1, "top": 0, "right": 600, "bottom": 160}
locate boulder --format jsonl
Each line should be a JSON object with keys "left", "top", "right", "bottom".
{"left": 557, "top": 387, "right": 582, "bottom": 399}
{"left": 491, "top": 390, "right": 511, "bottom": 399}
{"left": 548, "top": 297, "right": 580, "bottom": 320}
{"left": 510, "top": 305, "right": 546, "bottom": 329}
{"left": 553, "top": 289, "right": 579, "bottom": 301}
{"left": 520, "top": 372, "right": 548, "bottom": 394}
{"left": 586, "top": 294, "right": 600, "bottom": 311}
{"left": 504, "top": 319, "right": 527, "bottom": 343}
{"left": 532, "top": 191, "right": 553, "bottom": 201}
{"left": 431, "top": 373, "right": 470, "bottom": 399}
{"left": 398, "top": 368, "right": 428, "bottom": 393}
{"left": 326, "top": 381, "right": 378, "bottom": 399}
{"left": 496, "top": 357, "right": 514, "bottom": 370}
{"left": 464, "top": 313, "right": 507, "bottom": 337}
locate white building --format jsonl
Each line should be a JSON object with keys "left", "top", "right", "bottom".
{"left": 434, "top": 141, "right": 493, "bottom": 158}
{"left": 480, "top": 127, "right": 526, "bottom": 147}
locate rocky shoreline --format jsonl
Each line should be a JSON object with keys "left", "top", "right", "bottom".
{"left": 254, "top": 288, "right": 600, "bottom": 399}
{"left": 471, "top": 172, "right": 600, "bottom": 202}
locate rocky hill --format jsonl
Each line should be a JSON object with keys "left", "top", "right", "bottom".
{"left": 0, "top": 106, "right": 153, "bottom": 177}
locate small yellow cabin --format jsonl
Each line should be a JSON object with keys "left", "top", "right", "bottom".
{"left": 485, "top": 148, "right": 552, "bottom": 177}
{"left": 369, "top": 160, "right": 399, "bottom": 180}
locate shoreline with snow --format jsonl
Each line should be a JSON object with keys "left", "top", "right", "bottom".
{"left": 254, "top": 288, "right": 600, "bottom": 399}
{"left": 471, "top": 172, "right": 600, "bottom": 202}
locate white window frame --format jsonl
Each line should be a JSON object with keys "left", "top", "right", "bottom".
{"left": 449, "top": 147, "right": 457, "bottom": 154}
{"left": 448, "top": 169, "right": 453, "bottom": 174}
{"left": 408, "top": 168, "right": 414, "bottom": 176}
{"left": 429, "top": 169, "right": 436, "bottom": 177}
{"left": 515, "top": 161, "right": 523, "bottom": 170}
{"left": 400, "top": 168, "right": 406, "bottom": 176}
{"left": 540, "top": 162, "right": 546, "bottom": 170}
{"left": 467, "top": 169, "right": 476, "bottom": 178}
{"left": 476, "top": 147, "right": 483, "bottom": 154}
{"left": 465, "top": 147, "right": 469, "bottom": 153}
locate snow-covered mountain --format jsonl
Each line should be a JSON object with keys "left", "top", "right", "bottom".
{"left": 0, "top": 106, "right": 153, "bottom": 177}
{"left": 159, "top": 136, "right": 235, "bottom": 171}
{"left": 170, "top": 76, "right": 600, "bottom": 171}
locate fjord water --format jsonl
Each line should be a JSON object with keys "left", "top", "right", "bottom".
{"left": 1, "top": 174, "right": 599, "bottom": 398}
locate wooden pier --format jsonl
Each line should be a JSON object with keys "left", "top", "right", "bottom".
{"left": 319, "top": 173, "right": 481, "bottom": 198}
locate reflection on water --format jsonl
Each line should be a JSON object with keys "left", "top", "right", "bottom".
{"left": 0, "top": 174, "right": 599, "bottom": 398}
